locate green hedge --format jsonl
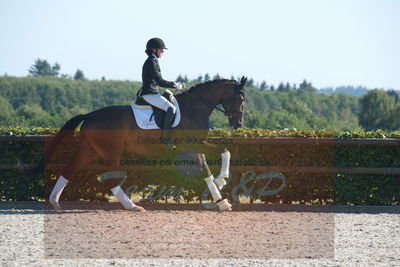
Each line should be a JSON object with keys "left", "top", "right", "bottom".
{"left": 0, "top": 127, "right": 399, "bottom": 205}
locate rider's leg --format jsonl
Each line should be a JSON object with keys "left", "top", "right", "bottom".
{"left": 142, "top": 94, "right": 176, "bottom": 113}
{"left": 142, "top": 94, "right": 176, "bottom": 147}
{"left": 161, "top": 107, "right": 175, "bottom": 146}
{"left": 163, "top": 107, "right": 175, "bottom": 130}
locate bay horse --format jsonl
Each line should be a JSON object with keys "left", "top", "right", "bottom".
{"left": 39, "top": 77, "right": 247, "bottom": 211}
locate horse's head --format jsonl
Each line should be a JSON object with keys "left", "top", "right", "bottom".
{"left": 220, "top": 76, "right": 247, "bottom": 129}
{"left": 176, "top": 77, "right": 247, "bottom": 130}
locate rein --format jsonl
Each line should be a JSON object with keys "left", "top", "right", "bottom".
{"left": 215, "top": 105, "right": 243, "bottom": 118}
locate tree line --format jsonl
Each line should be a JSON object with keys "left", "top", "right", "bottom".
{"left": 27, "top": 58, "right": 90, "bottom": 81}
{"left": 0, "top": 59, "right": 399, "bottom": 130}
{"left": 26, "top": 58, "right": 383, "bottom": 95}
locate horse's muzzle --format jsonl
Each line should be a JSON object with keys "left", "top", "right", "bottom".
{"left": 231, "top": 121, "right": 243, "bottom": 129}
{"left": 235, "top": 123, "right": 243, "bottom": 129}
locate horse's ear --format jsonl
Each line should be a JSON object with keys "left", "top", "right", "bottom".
{"left": 240, "top": 76, "right": 247, "bottom": 88}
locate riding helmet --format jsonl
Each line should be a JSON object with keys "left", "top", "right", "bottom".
{"left": 146, "top": 38, "right": 167, "bottom": 50}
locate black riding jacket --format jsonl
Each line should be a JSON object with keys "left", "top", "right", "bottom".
{"left": 138, "top": 53, "right": 175, "bottom": 95}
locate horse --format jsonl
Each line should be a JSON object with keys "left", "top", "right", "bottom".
{"left": 37, "top": 77, "right": 247, "bottom": 212}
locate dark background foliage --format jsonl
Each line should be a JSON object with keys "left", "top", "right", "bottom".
{"left": 1, "top": 128, "right": 399, "bottom": 205}
{"left": 1, "top": 75, "right": 398, "bottom": 131}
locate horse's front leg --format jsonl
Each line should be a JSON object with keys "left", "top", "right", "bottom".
{"left": 199, "top": 154, "right": 232, "bottom": 211}
{"left": 213, "top": 149, "right": 230, "bottom": 190}
{"left": 187, "top": 142, "right": 231, "bottom": 190}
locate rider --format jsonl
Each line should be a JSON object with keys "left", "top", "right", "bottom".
{"left": 137, "top": 37, "right": 184, "bottom": 145}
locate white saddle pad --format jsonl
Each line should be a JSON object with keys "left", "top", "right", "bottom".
{"left": 131, "top": 97, "right": 181, "bottom": 129}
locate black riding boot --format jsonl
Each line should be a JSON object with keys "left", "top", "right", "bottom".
{"left": 161, "top": 107, "right": 175, "bottom": 149}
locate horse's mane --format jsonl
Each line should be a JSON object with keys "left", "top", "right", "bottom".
{"left": 184, "top": 79, "right": 237, "bottom": 94}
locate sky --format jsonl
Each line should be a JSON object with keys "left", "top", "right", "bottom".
{"left": 0, "top": 0, "right": 399, "bottom": 89}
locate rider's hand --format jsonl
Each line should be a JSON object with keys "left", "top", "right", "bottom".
{"left": 174, "top": 82, "right": 185, "bottom": 90}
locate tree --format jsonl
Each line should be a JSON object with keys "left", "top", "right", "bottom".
{"left": 74, "top": 69, "right": 86, "bottom": 80}
{"left": 387, "top": 105, "right": 400, "bottom": 130}
{"left": 285, "top": 82, "right": 291, "bottom": 92}
{"left": 0, "top": 96, "right": 17, "bottom": 125}
{"left": 387, "top": 90, "right": 399, "bottom": 103}
{"left": 277, "top": 82, "right": 286, "bottom": 92}
{"left": 176, "top": 74, "right": 185, "bottom": 82}
{"left": 213, "top": 73, "right": 221, "bottom": 80}
{"left": 259, "top": 80, "right": 267, "bottom": 90}
{"left": 60, "top": 74, "right": 71, "bottom": 79}
{"left": 204, "top": 73, "right": 210, "bottom": 81}
{"left": 196, "top": 74, "right": 203, "bottom": 83}
{"left": 298, "top": 79, "right": 316, "bottom": 93}
{"left": 28, "top": 58, "right": 60, "bottom": 77}
{"left": 359, "top": 89, "right": 396, "bottom": 130}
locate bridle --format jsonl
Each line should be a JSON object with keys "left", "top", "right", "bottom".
{"left": 215, "top": 83, "right": 246, "bottom": 119}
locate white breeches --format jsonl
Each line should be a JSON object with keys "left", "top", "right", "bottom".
{"left": 142, "top": 94, "right": 176, "bottom": 113}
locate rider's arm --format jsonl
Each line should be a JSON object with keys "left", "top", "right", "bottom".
{"left": 150, "top": 57, "right": 175, "bottom": 88}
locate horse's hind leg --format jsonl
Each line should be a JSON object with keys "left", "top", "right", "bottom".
{"left": 49, "top": 141, "right": 98, "bottom": 210}
{"left": 78, "top": 129, "right": 145, "bottom": 212}
{"left": 99, "top": 156, "right": 145, "bottom": 212}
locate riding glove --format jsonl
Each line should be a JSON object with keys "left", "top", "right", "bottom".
{"left": 174, "top": 82, "right": 186, "bottom": 90}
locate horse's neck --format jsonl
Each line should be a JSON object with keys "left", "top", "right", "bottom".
{"left": 176, "top": 84, "right": 226, "bottom": 127}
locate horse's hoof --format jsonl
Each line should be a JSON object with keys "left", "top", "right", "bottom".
{"left": 220, "top": 207, "right": 232, "bottom": 212}
{"left": 130, "top": 205, "right": 146, "bottom": 212}
{"left": 217, "top": 199, "right": 232, "bottom": 211}
{"left": 50, "top": 202, "right": 61, "bottom": 211}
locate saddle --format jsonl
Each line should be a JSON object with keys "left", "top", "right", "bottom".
{"left": 131, "top": 90, "right": 180, "bottom": 129}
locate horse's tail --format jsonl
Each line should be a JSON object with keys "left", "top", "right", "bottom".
{"left": 21, "top": 114, "right": 87, "bottom": 175}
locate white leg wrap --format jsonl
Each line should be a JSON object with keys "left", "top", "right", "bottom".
{"left": 111, "top": 185, "right": 136, "bottom": 210}
{"left": 204, "top": 175, "right": 222, "bottom": 201}
{"left": 214, "top": 151, "right": 230, "bottom": 190}
{"left": 49, "top": 176, "right": 69, "bottom": 209}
